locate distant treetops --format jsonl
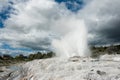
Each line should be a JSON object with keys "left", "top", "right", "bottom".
{"left": 0, "top": 51, "right": 55, "bottom": 61}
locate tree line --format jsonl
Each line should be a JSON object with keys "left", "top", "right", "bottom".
{"left": 0, "top": 51, "right": 55, "bottom": 61}
{"left": 91, "top": 44, "right": 120, "bottom": 58}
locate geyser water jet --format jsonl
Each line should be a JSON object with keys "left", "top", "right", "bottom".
{"left": 52, "top": 18, "right": 90, "bottom": 58}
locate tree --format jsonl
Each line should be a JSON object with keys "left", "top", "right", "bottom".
{"left": 0, "top": 55, "right": 3, "bottom": 60}
{"left": 106, "top": 45, "right": 118, "bottom": 54}
{"left": 15, "top": 54, "right": 27, "bottom": 61}
{"left": 28, "top": 54, "right": 35, "bottom": 60}
{"left": 2, "top": 54, "right": 13, "bottom": 60}
{"left": 47, "top": 52, "right": 55, "bottom": 57}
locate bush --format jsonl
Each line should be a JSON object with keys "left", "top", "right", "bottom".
{"left": 2, "top": 54, "right": 13, "bottom": 60}
{"left": 14, "top": 54, "right": 27, "bottom": 61}
{"left": 28, "top": 51, "right": 55, "bottom": 60}
{"left": 0, "top": 55, "right": 3, "bottom": 60}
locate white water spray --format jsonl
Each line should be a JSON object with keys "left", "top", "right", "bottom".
{"left": 52, "top": 18, "right": 90, "bottom": 58}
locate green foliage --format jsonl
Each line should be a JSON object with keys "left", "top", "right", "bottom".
{"left": 2, "top": 54, "right": 13, "bottom": 60}
{"left": 14, "top": 54, "right": 27, "bottom": 61}
{"left": 0, "top": 51, "right": 55, "bottom": 66}
{"left": 0, "top": 55, "right": 3, "bottom": 60}
{"left": 28, "top": 51, "right": 55, "bottom": 60}
{"left": 91, "top": 44, "right": 120, "bottom": 58}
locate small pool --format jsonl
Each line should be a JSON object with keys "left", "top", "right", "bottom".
{"left": 7, "top": 65, "right": 22, "bottom": 71}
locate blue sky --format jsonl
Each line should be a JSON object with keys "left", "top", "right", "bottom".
{"left": 0, "top": 0, "right": 120, "bottom": 56}
{"left": 55, "top": 0, "right": 84, "bottom": 12}
{"left": 0, "top": 0, "right": 84, "bottom": 56}
{"left": 0, "top": 0, "right": 84, "bottom": 28}
{"left": 0, "top": 1, "right": 33, "bottom": 56}
{"left": 0, "top": 0, "right": 84, "bottom": 27}
{"left": 1, "top": 43, "right": 32, "bottom": 51}
{"left": 0, "top": 1, "right": 14, "bottom": 28}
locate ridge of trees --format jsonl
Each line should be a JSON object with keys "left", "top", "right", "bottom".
{"left": 0, "top": 51, "right": 55, "bottom": 61}
{"left": 91, "top": 45, "right": 120, "bottom": 58}
{"left": 0, "top": 44, "right": 120, "bottom": 61}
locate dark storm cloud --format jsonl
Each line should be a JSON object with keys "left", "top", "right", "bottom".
{"left": 99, "top": 19, "right": 120, "bottom": 44}
{"left": 89, "top": 20, "right": 120, "bottom": 45}
{"left": 81, "top": 0, "right": 120, "bottom": 45}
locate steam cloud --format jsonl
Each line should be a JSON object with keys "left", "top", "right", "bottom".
{"left": 0, "top": 0, "right": 120, "bottom": 56}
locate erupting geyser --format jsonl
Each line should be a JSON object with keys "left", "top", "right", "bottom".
{"left": 52, "top": 18, "right": 90, "bottom": 58}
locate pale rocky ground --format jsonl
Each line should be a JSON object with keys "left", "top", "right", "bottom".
{"left": 0, "top": 64, "right": 23, "bottom": 80}
{"left": 1, "top": 54, "right": 120, "bottom": 80}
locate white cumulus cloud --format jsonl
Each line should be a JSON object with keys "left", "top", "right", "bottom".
{"left": 0, "top": 0, "right": 120, "bottom": 55}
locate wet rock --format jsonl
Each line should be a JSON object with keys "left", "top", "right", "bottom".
{"left": 91, "top": 69, "right": 94, "bottom": 71}
{"left": 0, "top": 65, "right": 23, "bottom": 80}
{"left": 0, "top": 71, "right": 13, "bottom": 80}
{"left": 96, "top": 70, "right": 106, "bottom": 75}
{"left": 68, "top": 56, "right": 81, "bottom": 62}
{"left": 0, "top": 70, "right": 4, "bottom": 72}
{"left": 83, "top": 60, "right": 86, "bottom": 62}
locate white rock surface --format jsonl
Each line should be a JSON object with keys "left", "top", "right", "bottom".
{"left": 17, "top": 55, "right": 120, "bottom": 80}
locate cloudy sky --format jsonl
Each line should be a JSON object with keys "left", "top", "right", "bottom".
{"left": 0, "top": 0, "right": 120, "bottom": 56}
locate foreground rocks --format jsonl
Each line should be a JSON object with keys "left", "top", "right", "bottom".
{"left": 1, "top": 55, "right": 120, "bottom": 80}
{"left": 0, "top": 64, "right": 24, "bottom": 80}
{"left": 0, "top": 67, "right": 12, "bottom": 80}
